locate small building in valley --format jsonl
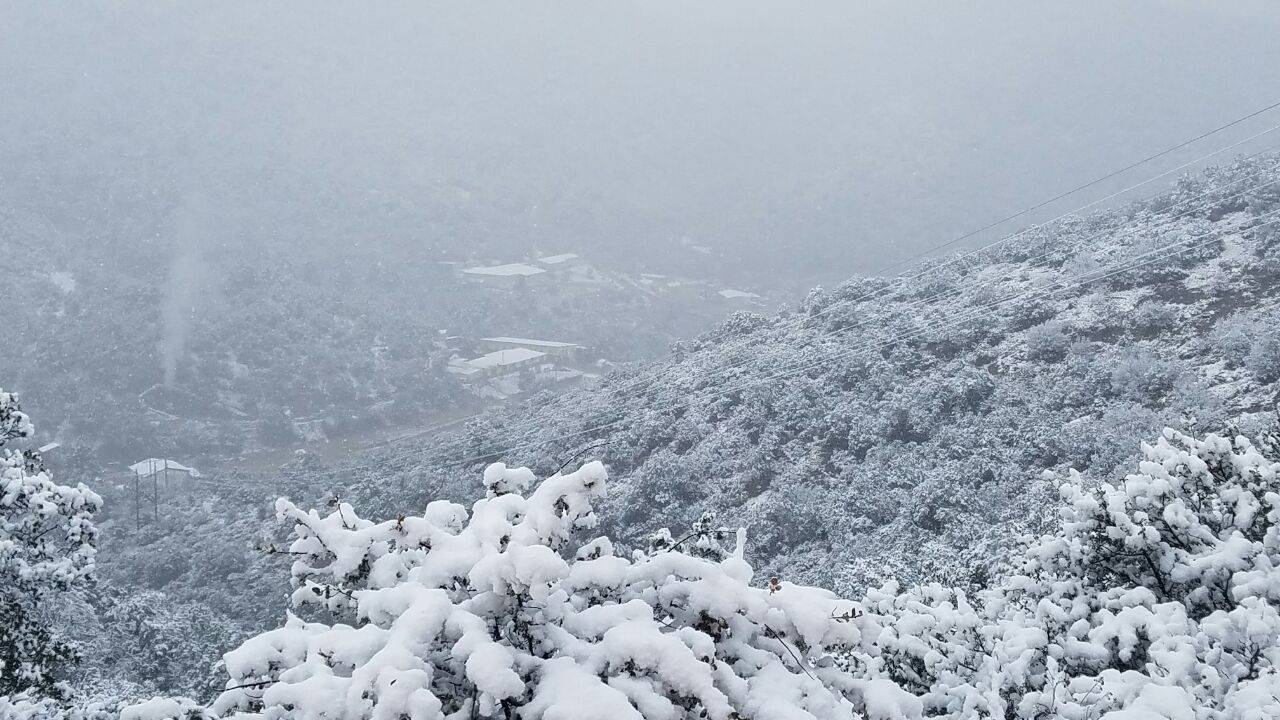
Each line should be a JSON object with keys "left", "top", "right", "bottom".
{"left": 459, "top": 263, "right": 546, "bottom": 286}
{"left": 537, "top": 253, "right": 581, "bottom": 270}
{"left": 449, "top": 348, "right": 547, "bottom": 382}
{"left": 717, "top": 288, "right": 762, "bottom": 307}
{"left": 129, "top": 458, "right": 201, "bottom": 490}
{"left": 130, "top": 458, "right": 201, "bottom": 479}
{"left": 480, "top": 336, "right": 582, "bottom": 362}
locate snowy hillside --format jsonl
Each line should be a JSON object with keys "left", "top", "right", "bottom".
{"left": 10, "top": 155, "right": 1280, "bottom": 713}
{"left": 25, "top": 422, "right": 1280, "bottom": 719}
{"left": 336, "top": 154, "right": 1280, "bottom": 595}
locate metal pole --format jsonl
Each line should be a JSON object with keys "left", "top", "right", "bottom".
{"left": 134, "top": 469, "right": 140, "bottom": 530}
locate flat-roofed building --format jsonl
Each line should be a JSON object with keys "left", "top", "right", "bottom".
{"left": 446, "top": 359, "right": 482, "bottom": 379}
{"left": 480, "top": 336, "right": 582, "bottom": 362}
{"left": 459, "top": 263, "right": 546, "bottom": 286}
{"left": 717, "top": 288, "right": 762, "bottom": 307}
{"left": 130, "top": 458, "right": 201, "bottom": 479}
{"left": 537, "top": 253, "right": 581, "bottom": 271}
{"left": 449, "top": 348, "right": 547, "bottom": 381}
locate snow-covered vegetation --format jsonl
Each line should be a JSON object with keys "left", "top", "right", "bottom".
{"left": 0, "top": 391, "right": 101, "bottom": 700}
{"left": 5, "top": 154, "right": 1276, "bottom": 713}
{"left": 6, "top": 421, "right": 1269, "bottom": 719}
{"left": 203, "top": 461, "right": 869, "bottom": 720}
{"left": 366, "top": 154, "right": 1280, "bottom": 596}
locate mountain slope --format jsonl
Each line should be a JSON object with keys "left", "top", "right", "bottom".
{"left": 66, "top": 155, "right": 1280, "bottom": 703}
{"left": 336, "top": 153, "right": 1280, "bottom": 595}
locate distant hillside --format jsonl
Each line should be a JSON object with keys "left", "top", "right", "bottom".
{"left": 0, "top": 226, "right": 750, "bottom": 466}
{"left": 335, "top": 153, "right": 1280, "bottom": 594}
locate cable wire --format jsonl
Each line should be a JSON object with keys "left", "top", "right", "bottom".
{"left": 290, "top": 202, "right": 1280, "bottom": 483}
{"left": 267, "top": 102, "right": 1280, "bottom": 480}
{"left": 564, "top": 121, "right": 1280, "bottom": 414}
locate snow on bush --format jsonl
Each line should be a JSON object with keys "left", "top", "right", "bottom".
{"left": 1246, "top": 333, "right": 1280, "bottom": 383}
{"left": 0, "top": 390, "right": 35, "bottom": 445}
{"left": 846, "top": 425, "right": 1280, "bottom": 719}
{"left": 193, "top": 461, "right": 871, "bottom": 720}
{"left": 121, "top": 423, "right": 1280, "bottom": 719}
{"left": 1023, "top": 321, "right": 1069, "bottom": 363}
{"left": 1108, "top": 350, "right": 1179, "bottom": 405}
{"left": 0, "top": 692, "right": 118, "bottom": 720}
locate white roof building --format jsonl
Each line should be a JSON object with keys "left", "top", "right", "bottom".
{"left": 537, "top": 253, "right": 580, "bottom": 265}
{"left": 460, "top": 263, "right": 546, "bottom": 278}
{"left": 446, "top": 359, "right": 483, "bottom": 377}
{"left": 481, "top": 336, "right": 580, "bottom": 349}
{"left": 718, "top": 289, "right": 760, "bottom": 300}
{"left": 466, "top": 348, "right": 546, "bottom": 370}
{"left": 448, "top": 348, "right": 548, "bottom": 383}
{"left": 129, "top": 458, "right": 201, "bottom": 478}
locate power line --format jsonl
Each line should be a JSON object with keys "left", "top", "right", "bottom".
{"left": 424, "top": 206, "right": 1280, "bottom": 472}
{"left": 273, "top": 101, "right": 1280, "bottom": 482}
{"left": 408, "top": 152, "right": 1280, "bottom": 468}
{"left": 876, "top": 98, "right": 1280, "bottom": 272}
{"left": 569, "top": 119, "right": 1280, "bottom": 414}
{"left": 293, "top": 201, "right": 1280, "bottom": 483}
{"left": 293, "top": 148, "right": 1280, "bottom": 483}
{"left": 723, "top": 164, "right": 1280, "bottom": 382}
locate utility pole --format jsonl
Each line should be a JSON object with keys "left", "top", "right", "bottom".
{"left": 133, "top": 468, "right": 141, "bottom": 530}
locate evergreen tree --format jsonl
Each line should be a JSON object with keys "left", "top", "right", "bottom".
{"left": 0, "top": 390, "right": 102, "bottom": 699}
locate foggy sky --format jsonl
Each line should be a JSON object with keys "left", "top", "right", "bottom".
{"left": 4, "top": 1, "right": 1280, "bottom": 287}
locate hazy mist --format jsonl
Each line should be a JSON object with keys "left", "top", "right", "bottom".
{"left": 5, "top": 1, "right": 1280, "bottom": 286}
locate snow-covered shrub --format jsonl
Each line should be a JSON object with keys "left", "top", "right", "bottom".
{"left": 1003, "top": 296, "right": 1056, "bottom": 332}
{"left": 0, "top": 692, "right": 119, "bottom": 720}
{"left": 1209, "top": 313, "right": 1259, "bottom": 369}
{"left": 1246, "top": 332, "right": 1280, "bottom": 383}
{"left": 800, "top": 285, "right": 829, "bottom": 316}
{"left": 1, "top": 390, "right": 103, "bottom": 699}
{"left": 697, "top": 311, "right": 770, "bottom": 346}
{"left": 0, "top": 391, "right": 35, "bottom": 444}
{"left": 71, "top": 588, "right": 246, "bottom": 702}
{"left": 844, "top": 424, "right": 1280, "bottom": 719}
{"left": 1108, "top": 349, "right": 1179, "bottom": 405}
{"left": 1131, "top": 300, "right": 1180, "bottom": 336}
{"left": 128, "top": 422, "right": 1280, "bottom": 719}
{"left": 1258, "top": 220, "right": 1280, "bottom": 255}
{"left": 1024, "top": 320, "right": 1069, "bottom": 363}
{"left": 1009, "top": 427, "right": 1280, "bottom": 716}
{"left": 188, "top": 461, "right": 875, "bottom": 720}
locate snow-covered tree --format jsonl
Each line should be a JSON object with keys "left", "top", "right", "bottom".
{"left": 0, "top": 390, "right": 34, "bottom": 445}
{"left": 170, "top": 461, "right": 922, "bottom": 720}
{"left": 0, "top": 390, "right": 103, "bottom": 699}
{"left": 119, "top": 421, "right": 1280, "bottom": 719}
{"left": 843, "top": 424, "right": 1280, "bottom": 719}
{"left": 1011, "top": 426, "right": 1280, "bottom": 716}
